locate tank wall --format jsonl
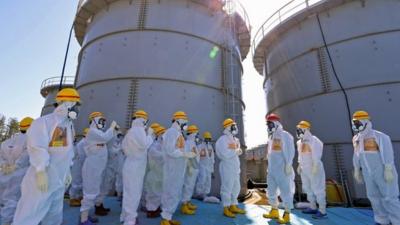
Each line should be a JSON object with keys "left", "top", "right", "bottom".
{"left": 41, "top": 88, "right": 59, "bottom": 116}
{"left": 78, "top": 31, "right": 224, "bottom": 88}
{"left": 74, "top": 79, "right": 132, "bottom": 131}
{"left": 83, "top": 0, "right": 230, "bottom": 47}
{"left": 261, "top": 0, "right": 400, "bottom": 199}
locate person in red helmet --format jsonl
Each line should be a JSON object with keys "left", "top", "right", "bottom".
{"left": 263, "top": 114, "right": 295, "bottom": 224}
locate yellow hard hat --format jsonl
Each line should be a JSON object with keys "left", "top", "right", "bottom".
{"left": 353, "top": 111, "right": 370, "bottom": 120}
{"left": 223, "top": 118, "right": 236, "bottom": 129}
{"left": 155, "top": 126, "right": 166, "bottom": 136}
{"left": 187, "top": 125, "right": 199, "bottom": 134}
{"left": 297, "top": 121, "right": 311, "bottom": 129}
{"left": 133, "top": 110, "right": 148, "bottom": 120}
{"left": 150, "top": 123, "right": 160, "bottom": 130}
{"left": 173, "top": 111, "right": 188, "bottom": 120}
{"left": 19, "top": 117, "right": 34, "bottom": 131}
{"left": 56, "top": 88, "right": 80, "bottom": 103}
{"left": 203, "top": 131, "right": 212, "bottom": 139}
{"left": 89, "top": 111, "right": 105, "bottom": 121}
{"left": 83, "top": 128, "right": 90, "bottom": 136}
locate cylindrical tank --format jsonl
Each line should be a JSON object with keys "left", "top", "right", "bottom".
{"left": 73, "top": 0, "right": 250, "bottom": 196}
{"left": 40, "top": 76, "right": 75, "bottom": 116}
{"left": 253, "top": 0, "right": 400, "bottom": 201}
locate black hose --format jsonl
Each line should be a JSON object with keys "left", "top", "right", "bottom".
{"left": 59, "top": 24, "right": 74, "bottom": 91}
{"left": 316, "top": 13, "right": 354, "bottom": 137}
{"left": 316, "top": 13, "right": 354, "bottom": 208}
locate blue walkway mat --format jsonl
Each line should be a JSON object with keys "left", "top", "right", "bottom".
{"left": 61, "top": 198, "right": 374, "bottom": 225}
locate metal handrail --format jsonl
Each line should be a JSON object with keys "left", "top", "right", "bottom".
{"left": 252, "top": 0, "right": 324, "bottom": 57}
{"left": 41, "top": 76, "right": 75, "bottom": 90}
{"left": 228, "top": 0, "right": 251, "bottom": 33}
{"left": 77, "top": 0, "right": 250, "bottom": 32}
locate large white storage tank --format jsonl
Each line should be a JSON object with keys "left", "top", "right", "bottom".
{"left": 252, "top": 0, "right": 400, "bottom": 201}
{"left": 73, "top": 0, "right": 250, "bottom": 195}
{"left": 40, "top": 76, "right": 75, "bottom": 116}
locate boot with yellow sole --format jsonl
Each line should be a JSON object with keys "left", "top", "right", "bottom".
{"left": 180, "top": 203, "right": 195, "bottom": 215}
{"left": 277, "top": 211, "right": 290, "bottom": 224}
{"left": 229, "top": 205, "right": 246, "bottom": 214}
{"left": 263, "top": 208, "right": 279, "bottom": 219}
{"left": 223, "top": 207, "right": 236, "bottom": 218}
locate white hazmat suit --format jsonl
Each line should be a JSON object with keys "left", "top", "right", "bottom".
{"left": 161, "top": 123, "right": 195, "bottom": 221}
{"left": 145, "top": 137, "right": 164, "bottom": 211}
{"left": 266, "top": 122, "right": 295, "bottom": 211}
{"left": 182, "top": 134, "right": 200, "bottom": 203}
{"left": 297, "top": 131, "right": 326, "bottom": 214}
{"left": 80, "top": 119, "right": 116, "bottom": 214}
{"left": 121, "top": 119, "right": 153, "bottom": 225}
{"left": 0, "top": 133, "right": 30, "bottom": 225}
{"left": 215, "top": 130, "right": 241, "bottom": 208}
{"left": 196, "top": 141, "right": 215, "bottom": 197}
{"left": 69, "top": 137, "right": 86, "bottom": 200}
{"left": 13, "top": 103, "right": 76, "bottom": 225}
{"left": 100, "top": 134, "right": 123, "bottom": 200}
{"left": 353, "top": 121, "right": 400, "bottom": 225}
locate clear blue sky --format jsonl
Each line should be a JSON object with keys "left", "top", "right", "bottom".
{"left": 0, "top": 0, "right": 287, "bottom": 147}
{"left": 0, "top": 0, "right": 80, "bottom": 119}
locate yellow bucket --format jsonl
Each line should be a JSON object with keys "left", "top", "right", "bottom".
{"left": 326, "top": 179, "right": 345, "bottom": 205}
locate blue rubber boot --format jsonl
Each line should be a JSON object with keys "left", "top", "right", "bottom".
{"left": 312, "top": 210, "right": 328, "bottom": 219}
{"left": 79, "top": 220, "right": 96, "bottom": 225}
{"left": 89, "top": 216, "right": 98, "bottom": 223}
{"left": 302, "top": 207, "right": 318, "bottom": 214}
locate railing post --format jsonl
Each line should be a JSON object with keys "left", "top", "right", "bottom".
{"left": 306, "top": 0, "right": 309, "bottom": 7}
{"left": 278, "top": 10, "right": 281, "bottom": 22}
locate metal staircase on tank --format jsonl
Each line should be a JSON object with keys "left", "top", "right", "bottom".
{"left": 222, "top": 0, "right": 241, "bottom": 125}
{"left": 138, "top": 0, "right": 149, "bottom": 30}
{"left": 125, "top": 79, "right": 139, "bottom": 130}
{"left": 317, "top": 47, "right": 332, "bottom": 93}
{"left": 333, "top": 144, "right": 353, "bottom": 207}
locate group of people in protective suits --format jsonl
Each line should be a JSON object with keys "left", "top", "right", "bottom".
{"left": 0, "top": 88, "right": 224, "bottom": 225}
{"left": 0, "top": 87, "right": 399, "bottom": 225}
{"left": 262, "top": 111, "right": 400, "bottom": 225}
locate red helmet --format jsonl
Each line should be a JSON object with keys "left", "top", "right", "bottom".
{"left": 266, "top": 113, "right": 280, "bottom": 122}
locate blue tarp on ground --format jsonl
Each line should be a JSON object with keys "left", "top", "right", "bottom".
{"left": 62, "top": 198, "right": 375, "bottom": 225}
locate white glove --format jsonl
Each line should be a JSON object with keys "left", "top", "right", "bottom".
{"left": 65, "top": 171, "right": 72, "bottom": 188}
{"left": 296, "top": 165, "right": 302, "bottom": 175}
{"left": 183, "top": 152, "right": 196, "bottom": 159}
{"left": 384, "top": 164, "right": 394, "bottom": 183}
{"left": 235, "top": 149, "right": 243, "bottom": 156}
{"left": 312, "top": 163, "right": 318, "bottom": 176}
{"left": 2, "top": 164, "right": 16, "bottom": 175}
{"left": 285, "top": 164, "right": 292, "bottom": 176}
{"left": 110, "top": 121, "right": 118, "bottom": 130}
{"left": 353, "top": 168, "right": 363, "bottom": 184}
{"left": 0, "top": 164, "right": 7, "bottom": 174}
{"left": 36, "top": 171, "right": 49, "bottom": 192}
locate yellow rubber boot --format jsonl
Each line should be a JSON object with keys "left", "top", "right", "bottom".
{"left": 277, "top": 212, "right": 290, "bottom": 224}
{"left": 223, "top": 207, "right": 236, "bottom": 218}
{"left": 263, "top": 208, "right": 279, "bottom": 219}
{"left": 229, "top": 205, "right": 246, "bottom": 214}
{"left": 181, "top": 203, "right": 195, "bottom": 215}
{"left": 160, "top": 219, "right": 171, "bottom": 225}
{"left": 187, "top": 202, "right": 197, "bottom": 210}
{"left": 169, "top": 220, "right": 181, "bottom": 225}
